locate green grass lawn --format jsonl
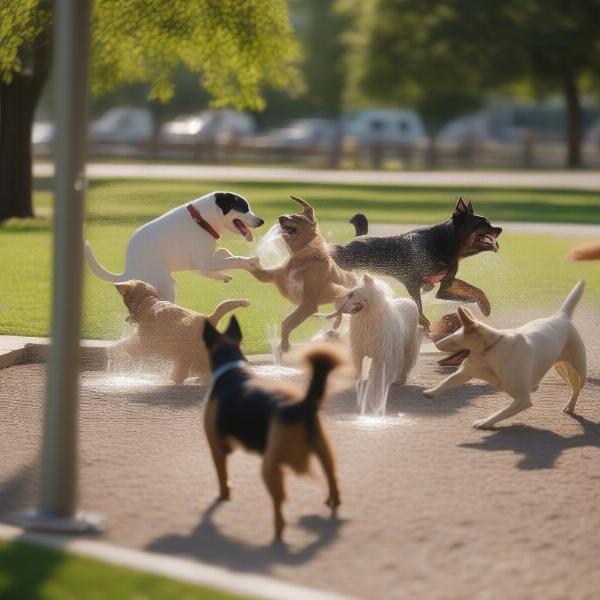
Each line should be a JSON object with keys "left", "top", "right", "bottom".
{"left": 0, "top": 539, "right": 245, "bottom": 600}
{"left": 1, "top": 178, "right": 598, "bottom": 353}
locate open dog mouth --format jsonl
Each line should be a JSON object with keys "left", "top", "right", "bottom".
{"left": 233, "top": 219, "right": 253, "bottom": 241}
{"left": 476, "top": 233, "right": 499, "bottom": 252}
{"left": 326, "top": 303, "right": 363, "bottom": 319}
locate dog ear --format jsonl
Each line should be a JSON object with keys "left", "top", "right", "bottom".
{"left": 214, "top": 192, "right": 237, "bottom": 215}
{"left": 290, "top": 195, "right": 315, "bottom": 222}
{"left": 453, "top": 197, "right": 468, "bottom": 218}
{"left": 363, "top": 273, "right": 374, "bottom": 285}
{"left": 456, "top": 306, "right": 477, "bottom": 327}
{"left": 202, "top": 319, "right": 221, "bottom": 348}
{"left": 467, "top": 199, "right": 474, "bottom": 214}
{"left": 225, "top": 315, "right": 243, "bottom": 343}
{"left": 115, "top": 281, "right": 133, "bottom": 297}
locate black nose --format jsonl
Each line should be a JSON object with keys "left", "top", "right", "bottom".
{"left": 496, "top": 227, "right": 503, "bottom": 234}
{"left": 256, "top": 218, "right": 264, "bottom": 227}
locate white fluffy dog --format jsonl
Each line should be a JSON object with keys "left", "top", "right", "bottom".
{"left": 329, "top": 274, "right": 421, "bottom": 414}
{"left": 85, "top": 191, "right": 263, "bottom": 301}
{"left": 424, "top": 280, "right": 586, "bottom": 429}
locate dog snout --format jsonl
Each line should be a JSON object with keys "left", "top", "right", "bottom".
{"left": 255, "top": 217, "right": 265, "bottom": 227}
{"left": 494, "top": 227, "right": 503, "bottom": 235}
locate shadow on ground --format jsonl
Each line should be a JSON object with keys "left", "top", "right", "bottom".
{"left": 460, "top": 414, "right": 600, "bottom": 470}
{"left": 147, "top": 499, "right": 346, "bottom": 573}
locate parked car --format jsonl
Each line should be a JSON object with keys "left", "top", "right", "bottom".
{"left": 159, "top": 110, "right": 255, "bottom": 147}
{"left": 89, "top": 107, "right": 154, "bottom": 145}
{"left": 32, "top": 121, "right": 54, "bottom": 154}
{"left": 342, "top": 108, "right": 426, "bottom": 147}
{"left": 266, "top": 118, "right": 339, "bottom": 151}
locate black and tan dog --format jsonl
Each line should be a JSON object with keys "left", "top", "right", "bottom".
{"left": 202, "top": 315, "right": 342, "bottom": 540}
{"left": 331, "top": 198, "right": 502, "bottom": 336}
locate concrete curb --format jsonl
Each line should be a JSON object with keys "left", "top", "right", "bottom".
{"left": 0, "top": 523, "right": 354, "bottom": 600}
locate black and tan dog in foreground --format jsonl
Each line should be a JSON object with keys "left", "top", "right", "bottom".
{"left": 202, "top": 315, "right": 342, "bottom": 540}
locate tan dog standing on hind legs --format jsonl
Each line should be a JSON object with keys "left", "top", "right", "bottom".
{"left": 424, "top": 280, "right": 586, "bottom": 429}
{"left": 202, "top": 315, "right": 342, "bottom": 540}
{"left": 249, "top": 196, "right": 357, "bottom": 353}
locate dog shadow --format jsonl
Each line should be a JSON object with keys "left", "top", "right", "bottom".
{"left": 325, "top": 381, "right": 496, "bottom": 419}
{"left": 0, "top": 462, "right": 39, "bottom": 517}
{"left": 119, "top": 382, "right": 206, "bottom": 409}
{"left": 460, "top": 414, "right": 600, "bottom": 470}
{"left": 146, "top": 498, "right": 345, "bottom": 573}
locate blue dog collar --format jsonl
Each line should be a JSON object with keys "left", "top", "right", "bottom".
{"left": 211, "top": 360, "right": 249, "bottom": 384}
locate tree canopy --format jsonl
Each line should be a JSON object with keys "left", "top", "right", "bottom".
{"left": 0, "top": 0, "right": 302, "bottom": 111}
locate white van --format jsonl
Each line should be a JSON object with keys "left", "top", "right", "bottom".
{"left": 342, "top": 108, "right": 426, "bottom": 146}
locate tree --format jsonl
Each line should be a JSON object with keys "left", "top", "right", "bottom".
{"left": 339, "top": 0, "right": 600, "bottom": 168}
{"left": 0, "top": 0, "right": 301, "bottom": 221}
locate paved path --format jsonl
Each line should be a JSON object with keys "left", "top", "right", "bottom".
{"left": 33, "top": 162, "right": 600, "bottom": 190}
{"left": 2, "top": 310, "right": 600, "bottom": 599}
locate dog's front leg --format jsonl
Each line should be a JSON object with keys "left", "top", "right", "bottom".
{"left": 195, "top": 254, "right": 259, "bottom": 273}
{"left": 313, "top": 422, "right": 341, "bottom": 509}
{"left": 437, "top": 278, "right": 491, "bottom": 316}
{"left": 404, "top": 281, "right": 430, "bottom": 331}
{"left": 423, "top": 365, "right": 472, "bottom": 398}
{"left": 280, "top": 302, "right": 318, "bottom": 353}
{"left": 473, "top": 394, "right": 532, "bottom": 429}
{"left": 249, "top": 268, "right": 277, "bottom": 283}
{"left": 193, "top": 270, "right": 232, "bottom": 283}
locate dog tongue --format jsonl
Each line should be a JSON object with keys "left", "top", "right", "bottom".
{"left": 492, "top": 237, "right": 499, "bottom": 252}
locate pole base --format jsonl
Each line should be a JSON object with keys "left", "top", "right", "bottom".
{"left": 4, "top": 510, "right": 106, "bottom": 534}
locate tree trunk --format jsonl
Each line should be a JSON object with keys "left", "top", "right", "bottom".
{"left": 563, "top": 69, "right": 582, "bottom": 169}
{"left": 0, "top": 32, "right": 52, "bottom": 221}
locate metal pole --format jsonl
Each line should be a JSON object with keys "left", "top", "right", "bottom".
{"left": 7, "top": 0, "right": 103, "bottom": 532}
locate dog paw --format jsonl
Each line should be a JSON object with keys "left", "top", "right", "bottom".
{"left": 245, "top": 256, "right": 260, "bottom": 270}
{"left": 238, "top": 299, "right": 250, "bottom": 307}
{"left": 325, "top": 495, "right": 341, "bottom": 509}
{"left": 473, "top": 418, "right": 494, "bottom": 430}
{"left": 562, "top": 405, "right": 575, "bottom": 415}
{"left": 218, "top": 488, "right": 231, "bottom": 501}
{"left": 478, "top": 298, "right": 492, "bottom": 317}
{"left": 279, "top": 340, "right": 290, "bottom": 354}
{"left": 221, "top": 274, "right": 232, "bottom": 283}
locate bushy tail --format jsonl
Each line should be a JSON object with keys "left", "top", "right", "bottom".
{"left": 568, "top": 242, "right": 600, "bottom": 262}
{"left": 207, "top": 299, "right": 250, "bottom": 325}
{"left": 559, "top": 280, "right": 585, "bottom": 319}
{"left": 85, "top": 241, "right": 125, "bottom": 283}
{"left": 279, "top": 344, "right": 344, "bottom": 428}
{"left": 349, "top": 213, "right": 368, "bottom": 236}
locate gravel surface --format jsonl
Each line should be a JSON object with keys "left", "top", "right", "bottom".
{"left": 2, "top": 313, "right": 600, "bottom": 599}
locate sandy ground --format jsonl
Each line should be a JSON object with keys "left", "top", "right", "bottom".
{"left": 2, "top": 313, "right": 600, "bottom": 600}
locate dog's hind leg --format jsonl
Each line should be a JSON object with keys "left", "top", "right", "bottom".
{"left": 261, "top": 457, "right": 286, "bottom": 540}
{"left": 312, "top": 422, "right": 341, "bottom": 509}
{"left": 473, "top": 394, "right": 532, "bottom": 429}
{"left": 170, "top": 359, "right": 191, "bottom": 384}
{"left": 556, "top": 329, "right": 586, "bottom": 413}
{"left": 204, "top": 400, "right": 231, "bottom": 500}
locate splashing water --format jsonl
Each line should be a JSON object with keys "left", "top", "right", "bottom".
{"left": 356, "top": 357, "right": 391, "bottom": 417}
{"left": 253, "top": 223, "right": 289, "bottom": 269}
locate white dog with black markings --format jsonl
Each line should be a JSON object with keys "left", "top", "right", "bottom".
{"left": 85, "top": 191, "right": 264, "bottom": 301}
{"left": 424, "top": 280, "right": 587, "bottom": 429}
{"left": 328, "top": 274, "right": 421, "bottom": 414}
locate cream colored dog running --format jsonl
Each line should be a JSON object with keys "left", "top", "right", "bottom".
{"left": 328, "top": 274, "right": 421, "bottom": 413}
{"left": 424, "top": 280, "right": 586, "bottom": 429}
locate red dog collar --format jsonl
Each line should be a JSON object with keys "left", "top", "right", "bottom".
{"left": 187, "top": 203, "right": 220, "bottom": 240}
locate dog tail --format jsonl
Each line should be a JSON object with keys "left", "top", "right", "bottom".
{"left": 559, "top": 279, "right": 586, "bottom": 319}
{"left": 279, "top": 344, "right": 344, "bottom": 428}
{"left": 85, "top": 241, "right": 125, "bottom": 283}
{"left": 567, "top": 242, "right": 600, "bottom": 262}
{"left": 349, "top": 213, "right": 368, "bottom": 236}
{"left": 207, "top": 299, "right": 250, "bottom": 326}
